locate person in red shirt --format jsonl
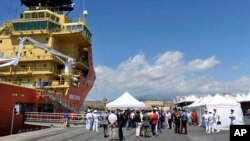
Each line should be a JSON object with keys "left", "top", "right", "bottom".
{"left": 191, "top": 110, "right": 198, "bottom": 126}
{"left": 150, "top": 108, "right": 158, "bottom": 136}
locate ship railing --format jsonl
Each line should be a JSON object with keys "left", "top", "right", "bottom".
{"left": 45, "top": 94, "right": 73, "bottom": 111}
{"left": 0, "top": 79, "right": 70, "bottom": 88}
{"left": 25, "top": 112, "right": 85, "bottom": 124}
{"left": 0, "top": 66, "right": 59, "bottom": 75}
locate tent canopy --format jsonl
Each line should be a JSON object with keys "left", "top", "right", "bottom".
{"left": 185, "top": 94, "right": 244, "bottom": 130}
{"left": 106, "top": 92, "right": 145, "bottom": 108}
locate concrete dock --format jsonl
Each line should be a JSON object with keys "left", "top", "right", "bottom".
{"left": 0, "top": 126, "right": 229, "bottom": 141}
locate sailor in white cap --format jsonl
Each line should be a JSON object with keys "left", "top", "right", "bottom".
{"left": 207, "top": 111, "right": 213, "bottom": 133}
{"left": 229, "top": 109, "right": 236, "bottom": 125}
{"left": 212, "top": 109, "right": 220, "bottom": 132}
{"left": 86, "top": 109, "right": 92, "bottom": 130}
{"left": 202, "top": 110, "right": 209, "bottom": 132}
{"left": 92, "top": 110, "right": 99, "bottom": 132}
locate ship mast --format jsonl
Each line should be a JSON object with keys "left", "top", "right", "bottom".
{"left": 20, "top": 0, "right": 74, "bottom": 12}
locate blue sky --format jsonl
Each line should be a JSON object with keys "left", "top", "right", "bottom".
{"left": 1, "top": 0, "right": 250, "bottom": 100}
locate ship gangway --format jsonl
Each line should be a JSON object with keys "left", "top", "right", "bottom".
{"left": 24, "top": 112, "right": 85, "bottom": 128}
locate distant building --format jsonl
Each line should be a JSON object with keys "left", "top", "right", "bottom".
{"left": 83, "top": 97, "right": 109, "bottom": 110}
{"left": 143, "top": 100, "right": 174, "bottom": 110}
{"left": 173, "top": 95, "right": 197, "bottom": 108}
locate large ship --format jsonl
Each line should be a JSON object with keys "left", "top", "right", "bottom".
{"left": 0, "top": 0, "right": 95, "bottom": 136}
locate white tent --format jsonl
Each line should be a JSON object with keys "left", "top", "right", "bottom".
{"left": 194, "top": 94, "right": 244, "bottom": 130}
{"left": 106, "top": 92, "right": 145, "bottom": 109}
{"left": 186, "top": 95, "right": 212, "bottom": 108}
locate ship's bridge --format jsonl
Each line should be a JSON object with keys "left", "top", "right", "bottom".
{"left": 12, "top": 10, "right": 61, "bottom": 33}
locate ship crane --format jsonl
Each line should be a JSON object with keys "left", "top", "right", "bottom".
{"left": 0, "top": 37, "right": 75, "bottom": 75}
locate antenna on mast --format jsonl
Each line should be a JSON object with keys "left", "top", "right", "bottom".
{"left": 82, "top": 0, "right": 88, "bottom": 23}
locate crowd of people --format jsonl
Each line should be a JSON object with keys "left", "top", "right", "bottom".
{"left": 83, "top": 107, "right": 196, "bottom": 140}
{"left": 201, "top": 109, "right": 221, "bottom": 133}
{"left": 78, "top": 107, "right": 237, "bottom": 140}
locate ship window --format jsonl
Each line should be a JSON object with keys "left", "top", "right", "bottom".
{"left": 21, "top": 65, "right": 25, "bottom": 67}
{"left": 56, "top": 17, "right": 59, "bottom": 22}
{"left": 45, "top": 50, "right": 48, "bottom": 54}
{"left": 77, "top": 25, "right": 82, "bottom": 30}
{"left": 34, "top": 21, "right": 41, "bottom": 30}
{"left": 38, "top": 12, "right": 45, "bottom": 18}
{"left": 41, "top": 21, "right": 47, "bottom": 29}
{"left": 31, "top": 12, "right": 37, "bottom": 18}
{"left": 24, "top": 13, "right": 31, "bottom": 19}
{"left": 30, "top": 51, "right": 32, "bottom": 54}
{"left": 46, "top": 37, "right": 49, "bottom": 41}
{"left": 27, "top": 22, "right": 34, "bottom": 30}
{"left": 72, "top": 25, "right": 77, "bottom": 31}
{"left": 46, "top": 13, "right": 50, "bottom": 18}
{"left": 44, "top": 64, "right": 47, "bottom": 67}
{"left": 66, "top": 26, "right": 71, "bottom": 31}
{"left": 20, "top": 22, "right": 26, "bottom": 30}
{"left": 48, "top": 22, "right": 55, "bottom": 30}
{"left": 0, "top": 40, "right": 2, "bottom": 43}
{"left": 23, "top": 51, "right": 26, "bottom": 56}
{"left": 13, "top": 23, "right": 20, "bottom": 31}
{"left": 51, "top": 15, "right": 55, "bottom": 20}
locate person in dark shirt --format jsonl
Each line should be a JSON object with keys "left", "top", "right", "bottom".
{"left": 173, "top": 109, "right": 181, "bottom": 134}
{"left": 134, "top": 110, "right": 142, "bottom": 137}
{"left": 117, "top": 109, "right": 125, "bottom": 140}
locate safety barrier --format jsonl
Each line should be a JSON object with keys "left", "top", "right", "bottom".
{"left": 25, "top": 112, "right": 85, "bottom": 124}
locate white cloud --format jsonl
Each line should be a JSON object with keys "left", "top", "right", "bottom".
{"left": 187, "top": 55, "right": 220, "bottom": 72}
{"left": 232, "top": 62, "right": 243, "bottom": 70}
{"left": 88, "top": 51, "right": 249, "bottom": 100}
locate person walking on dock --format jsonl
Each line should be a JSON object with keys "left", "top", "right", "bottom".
{"left": 63, "top": 113, "right": 69, "bottom": 127}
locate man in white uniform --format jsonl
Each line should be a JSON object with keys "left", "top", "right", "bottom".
{"left": 85, "top": 109, "right": 92, "bottom": 131}
{"left": 207, "top": 111, "right": 213, "bottom": 133}
{"left": 202, "top": 110, "right": 209, "bottom": 132}
{"left": 92, "top": 110, "right": 99, "bottom": 132}
{"left": 212, "top": 109, "right": 220, "bottom": 132}
{"left": 229, "top": 109, "right": 236, "bottom": 125}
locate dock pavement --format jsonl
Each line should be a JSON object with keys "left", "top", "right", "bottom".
{"left": 0, "top": 125, "right": 229, "bottom": 141}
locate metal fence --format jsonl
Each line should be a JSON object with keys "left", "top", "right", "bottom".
{"left": 25, "top": 112, "right": 85, "bottom": 124}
